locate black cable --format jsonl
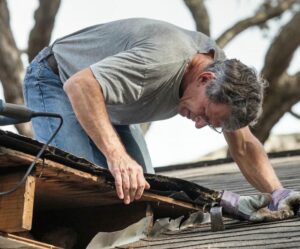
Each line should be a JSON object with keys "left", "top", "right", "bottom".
{"left": 0, "top": 112, "right": 63, "bottom": 196}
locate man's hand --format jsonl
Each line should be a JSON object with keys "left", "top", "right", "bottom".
{"left": 107, "top": 152, "right": 150, "bottom": 205}
{"left": 220, "top": 191, "right": 291, "bottom": 222}
{"left": 269, "top": 188, "right": 300, "bottom": 217}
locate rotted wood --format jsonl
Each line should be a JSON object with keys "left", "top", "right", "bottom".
{"left": 0, "top": 146, "right": 201, "bottom": 245}
{"left": 0, "top": 141, "right": 220, "bottom": 248}
{"left": 0, "top": 147, "right": 202, "bottom": 213}
{"left": 0, "top": 135, "right": 223, "bottom": 248}
{"left": 0, "top": 131, "right": 220, "bottom": 210}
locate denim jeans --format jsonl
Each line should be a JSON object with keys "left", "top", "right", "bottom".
{"left": 23, "top": 47, "right": 154, "bottom": 173}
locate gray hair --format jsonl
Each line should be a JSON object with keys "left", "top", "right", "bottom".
{"left": 204, "top": 59, "right": 268, "bottom": 131}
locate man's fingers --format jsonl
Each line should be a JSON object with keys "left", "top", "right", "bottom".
{"left": 121, "top": 169, "right": 130, "bottom": 204}
{"left": 113, "top": 170, "right": 124, "bottom": 200}
{"left": 135, "top": 171, "right": 147, "bottom": 200}
{"left": 250, "top": 207, "right": 294, "bottom": 222}
{"left": 279, "top": 191, "right": 300, "bottom": 212}
{"left": 129, "top": 170, "right": 138, "bottom": 202}
{"left": 145, "top": 180, "right": 151, "bottom": 190}
{"left": 108, "top": 156, "right": 150, "bottom": 204}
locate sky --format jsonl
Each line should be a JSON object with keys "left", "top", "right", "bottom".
{"left": 4, "top": 0, "right": 300, "bottom": 167}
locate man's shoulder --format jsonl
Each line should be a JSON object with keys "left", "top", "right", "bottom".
{"left": 112, "top": 18, "right": 196, "bottom": 40}
{"left": 114, "top": 18, "right": 182, "bottom": 29}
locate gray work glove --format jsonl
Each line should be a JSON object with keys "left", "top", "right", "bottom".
{"left": 220, "top": 191, "right": 291, "bottom": 222}
{"left": 269, "top": 188, "right": 300, "bottom": 217}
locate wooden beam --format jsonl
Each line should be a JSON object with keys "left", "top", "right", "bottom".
{"left": 0, "top": 147, "right": 34, "bottom": 166}
{"left": 0, "top": 172, "right": 35, "bottom": 232}
{"left": 0, "top": 232, "right": 61, "bottom": 249}
{"left": 0, "top": 147, "right": 108, "bottom": 187}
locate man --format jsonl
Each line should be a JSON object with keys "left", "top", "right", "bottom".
{"left": 23, "top": 18, "right": 299, "bottom": 220}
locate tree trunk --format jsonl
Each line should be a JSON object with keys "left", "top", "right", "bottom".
{"left": 184, "top": 0, "right": 210, "bottom": 36}
{"left": 253, "top": 73, "right": 300, "bottom": 143}
{"left": 252, "top": 10, "right": 300, "bottom": 143}
{"left": 0, "top": 0, "right": 61, "bottom": 137}
{"left": 0, "top": 0, "right": 32, "bottom": 137}
{"left": 27, "top": 0, "right": 61, "bottom": 62}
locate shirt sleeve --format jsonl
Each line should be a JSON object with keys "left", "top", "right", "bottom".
{"left": 90, "top": 48, "right": 146, "bottom": 105}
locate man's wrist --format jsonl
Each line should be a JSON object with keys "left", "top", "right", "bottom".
{"left": 271, "top": 188, "right": 291, "bottom": 198}
{"left": 105, "top": 146, "right": 127, "bottom": 161}
{"left": 269, "top": 188, "right": 292, "bottom": 211}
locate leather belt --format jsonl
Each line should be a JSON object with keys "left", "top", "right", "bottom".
{"left": 46, "top": 54, "right": 59, "bottom": 75}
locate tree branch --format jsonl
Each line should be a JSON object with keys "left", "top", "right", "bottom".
{"left": 0, "top": 0, "right": 23, "bottom": 102}
{"left": 253, "top": 71, "right": 300, "bottom": 142}
{"left": 27, "top": 0, "right": 61, "bottom": 61}
{"left": 0, "top": 0, "right": 32, "bottom": 136}
{"left": 261, "top": 10, "right": 300, "bottom": 83}
{"left": 216, "top": 0, "right": 297, "bottom": 48}
{"left": 184, "top": 0, "right": 210, "bottom": 35}
{"left": 289, "top": 109, "right": 300, "bottom": 119}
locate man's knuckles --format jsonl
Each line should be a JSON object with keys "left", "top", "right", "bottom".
{"left": 111, "top": 167, "right": 121, "bottom": 176}
{"left": 130, "top": 185, "right": 138, "bottom": 192}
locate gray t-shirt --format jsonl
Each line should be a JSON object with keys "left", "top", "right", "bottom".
{"left": 52, "top": 18, "right": 225, "bottom": 125}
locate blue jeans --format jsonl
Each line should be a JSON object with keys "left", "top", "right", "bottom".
{"left": 23, "top": 47, "right": 154, "bottom": 173}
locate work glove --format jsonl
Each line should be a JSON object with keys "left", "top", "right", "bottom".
{"left": 269, "top": 188, "right": 300, "bottom": 217}
{"left": 220, "top": 191, "right": 290, "bottom": 222}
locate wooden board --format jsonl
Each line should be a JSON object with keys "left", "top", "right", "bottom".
{"left": 0, "top": 172, "right": 35, "bottom": 232}
{"left": 0, "top": 232, "right": 61, "bottom": 249}
{"left": 0, "top": 147, "right": 200, "bottom": 213}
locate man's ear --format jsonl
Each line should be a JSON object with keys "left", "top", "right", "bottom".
{"left": 198, "top": 71, "right": 215, "bottom": 85}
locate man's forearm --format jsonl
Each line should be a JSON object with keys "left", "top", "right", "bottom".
{"left": 63, "top": 68, "right": 125, "bottom": 159}
{"left": 224, "top": 127, "right": 282, "bottom": 193}
{"left": 63, "top": 68, "right": 150, "bottom": 204}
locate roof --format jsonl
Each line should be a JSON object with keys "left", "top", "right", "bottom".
{"left": 0, "top": 130, "right": 299, "bottom": 249}
{"left": 121, "top": 156, "right": 300, "bottom": 248}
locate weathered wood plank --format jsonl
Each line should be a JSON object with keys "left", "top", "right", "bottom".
{"left": 0, "top": 147, "right": 200, "bottom": 213}
{"left": 0, "top": 172, "right": 35, "bottom": 232}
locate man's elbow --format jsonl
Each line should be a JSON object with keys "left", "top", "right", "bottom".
{"left": 63, "top": 68, "right": 97, "bottom": 95}
{"left": 64, "top": 75, "right": 83, "bottom": 95}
